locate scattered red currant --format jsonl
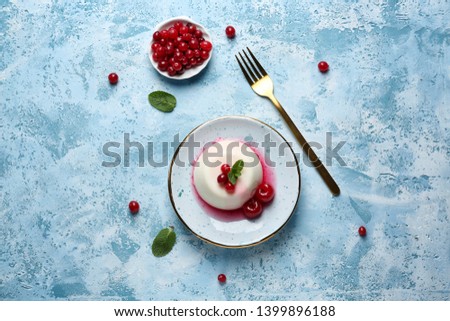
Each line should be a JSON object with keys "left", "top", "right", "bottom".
{"left": 128, "top": 200, "right": 140, "bottom": 214}
{"left": 217, "top": 173, "right": 228, "bottom": 184}
{"left": 358, "top": 226, "right": 367, "bottom": 237}
{"left": 108, "top": 72, "right": 119, "bottom": 85}
{"left": 221, "top": 164, "right": 231, "bottom": 174}
{"left": 318, "top": 61, "right": 329, "bottom": 73}
{"left": 218, "top": 274, "right": 226, "bottom": 283}
{"left": 255, "top": 183, "right": 275, "bottom": 203}
{"left": 243, "top": 198, "right": 263, "bottom": 219}
{"left": 225, "top": 25, "right": 236, "bottom": 38}
{"left": 225, "top": 182, "right": 235, "bottom": 193}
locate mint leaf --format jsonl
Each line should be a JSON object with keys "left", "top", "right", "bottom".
{"left": 148, "top": 91, "right": 177, "bottom": 112}
{"left": 152, "top": 226, "right": 176, "bottom": 257}
{"left": 227, "top": 159, "right": 244, "bottom": 185}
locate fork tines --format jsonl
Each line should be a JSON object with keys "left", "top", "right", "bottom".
{"left": 235, "top": 47, "right": 268, "bottom": 85}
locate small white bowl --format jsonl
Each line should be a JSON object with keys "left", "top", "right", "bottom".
{"left": 149, "top": 16, "right": 213, "bottom": 80}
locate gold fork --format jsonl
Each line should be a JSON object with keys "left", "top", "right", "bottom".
{"left": 236, "top": 47, "right": 340, "bottom": 196}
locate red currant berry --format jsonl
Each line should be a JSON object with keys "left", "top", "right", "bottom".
{"left": 179, "top": 25, "right": 189, "bottom": 35}
{"left": 193, "top": 49, "right": 201, "bottom": 58}
{"left": 158, "top": 60, "right": 169, "bottom": 71}
{"left": 168, "top": 27, "right": 178, "bottom": 39}
{"left": 177, "top": 68, "right": 185, "bottom": 75}
{"left": 188, "top": 24, "right": 197, "bottom": 34}
{"left": 243, "top": 198, "right": 263, "bottom": 219}
{"left": 185, "top": 49, "right": 194, "bottom": 59}
{"left": 255, "top": 183, "right": 275, "bottom": 203}
{"left": 225, "top": 182, "right": 235, "bottom": 193}
{"left": 178, "top": 42, "right": 189, "bottom": 52}
{"left": 155, "top": 46, "right": 166, "bottom": 58}
{"left": 180, "top": 56, "right": 189, "bottom": 66}
{"left": 165, "top": 44, "right": 175, "bottom": 55}
{"left": 128, "top": 200, "right": 139, "bottom": 214}
{"left": 151, "top": 42, "right": 160, "bottom": 52}
{"left": 152, "top": 52, "right": 161, "bottom": 62}
{"left": 358, "top": 226, "right": 367, "bottom": 237}
{"left": 189, "top": 57, "right": 197, "bottom": 66}
{"left": 217, "top": 174, "right": 228, "bottom": 184}
{"left": 159, "top": 38, "right": 168, "bottom": 46}
{"left": 200, "top": 50, "right": 210, "bottom": 60}
{"left": 221, "top": 164, "right": 231, "bottom": 174}
{"left": 200, "top": 40, "right": 212, "bottom": 52}
{"left": 160, "top": 29, "right": 169, "bottom": 39}
{"left": 181, "top": 33, "right": 192, "bottom": 42}
{"left": 173, "top": 51, "right": 184, "bottom": 62}
{"left": 168, "top": 57, "right": 176, "bottom": 66}
{"left": 108, "top": 73, "right": 119, "bottom": 85}
{"left": 225, "top": 25, "right": 236, "bottom": 38}
{"left": 153, "top": 31, "right": 162, "bottom": 41}
{"left": 185, "top": 63, "right": 192, "bottom": 70}
{"left": 167, "top": 66, "right": 176, "bottom": 76}
{"left": 174, "top": 21, "right": 183, "bottom": 31}
{"left": 172, "top": 61, "right": 182, "bottom": 71}
{"left": 194, "top": 29, "right": 203, "bottom": 38}
{"left": 189, "top": 38, "right": 199, "bottom": 49}
{"left": 173, "top": 36, "right": 183, "bottom": 47}
{"left": 318, "top": 61, "right": 329, "bottom": 73}
{"left": 218, "top": 274, "right": 226, "bottom": 283}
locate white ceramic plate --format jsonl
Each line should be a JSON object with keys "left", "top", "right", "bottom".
{"left": 149, "top": 16, "right": 213, "bottom": 80}
{"left": 168, "top": 116, "right": 301, "bottom": 248}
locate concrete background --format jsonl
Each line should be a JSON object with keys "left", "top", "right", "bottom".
{"left": 1, "top": 0, "right": 449, "bottom": 300}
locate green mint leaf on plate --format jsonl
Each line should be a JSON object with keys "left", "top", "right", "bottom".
{"left": 228, "top": 159, "right": 244, "bottom": 185}
{"left": 148, "top": 91, "right": 177, "bottom": 113}
{"left": 152, "top": 226, "right": 176, "bottom": 257}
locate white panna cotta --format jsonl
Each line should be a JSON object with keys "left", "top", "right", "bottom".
{"left": 193, "top": 140, "right": 263, "bottom": 210}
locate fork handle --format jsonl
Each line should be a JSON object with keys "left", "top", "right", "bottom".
{"left": 268, "top": 95, "right": 340, "bottom": 196}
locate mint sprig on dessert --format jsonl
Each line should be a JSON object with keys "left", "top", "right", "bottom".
{"left": 227, "top": 159, "right": 244, "bottom": 185}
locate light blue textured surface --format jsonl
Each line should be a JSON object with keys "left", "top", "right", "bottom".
{"left": 1, "top": 0, "right": 449, "bottom": 300}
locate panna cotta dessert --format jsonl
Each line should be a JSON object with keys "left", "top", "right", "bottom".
{"left": 193, "top": 139, "right": 275, "bottom": 219}
{"left": 194, "top": 140, "right": 263, "bottom": 210}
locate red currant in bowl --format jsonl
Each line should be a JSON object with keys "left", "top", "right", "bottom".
{"left": 149, "top": 16, "right": 213, "bottom": 80}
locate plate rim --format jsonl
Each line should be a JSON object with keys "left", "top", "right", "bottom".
{"left": 168, "top": 115, "right": 301, "bottom": 248}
